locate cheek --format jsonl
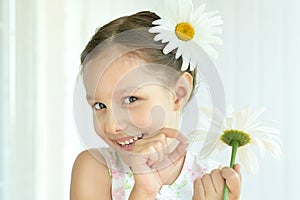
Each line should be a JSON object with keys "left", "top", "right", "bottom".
{"left": 128, "top": 103, "right": 172, "bottom": 132}
{"left": 127, "top": 106, "right": 152, "bottom": 127}
{"left": 93, "top": 113, "right": 106, "bottom": 136}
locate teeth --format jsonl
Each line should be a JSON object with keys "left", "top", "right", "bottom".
{"left": 116, "top": 134, "right": 144, "bottom": 146}
{"left": 138, "top": 134, "right": 143, "bottom": 139}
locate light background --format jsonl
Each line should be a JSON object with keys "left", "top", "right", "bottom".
{"left": 0, "top": 0, "right": 299, "bottom": 199}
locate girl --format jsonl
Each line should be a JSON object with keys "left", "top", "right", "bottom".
{"left": 70, "top": 10, "right": 241, "bottom": 200}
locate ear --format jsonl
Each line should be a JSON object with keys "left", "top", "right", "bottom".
{"left": 174, "top": 72, "right": 193, "bottom": 111}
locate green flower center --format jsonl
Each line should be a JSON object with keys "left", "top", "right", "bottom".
{"left": 175, "top": 22, "right": 195, "bottom": 41}
{"left": 221, "top": 130, "right": 251, "bottom": 147}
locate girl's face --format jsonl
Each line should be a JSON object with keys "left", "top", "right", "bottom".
{"left": 83, "top": 49, "right": 181, "bottom": 151}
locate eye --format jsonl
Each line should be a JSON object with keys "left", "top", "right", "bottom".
{"left": 94, "top": 102, "right": 106, "bottom": 110}
{"left": 123, "top": 96, "right": 138, "bottom": 104}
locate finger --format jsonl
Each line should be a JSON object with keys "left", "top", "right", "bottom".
{"left": 152, "top": 138, "right": 188, "bottom": 170}
{"left": 234, "top": 164, "right": 242, "bottom": 182}
{"left": 122, "top": 152, "right": 151, "bottom": 173}
{"left": 156, "top": 133, "right": 169, "bottom": 155}
{"left": 193, "top": 178, "right": 205, "bottom": 199}
{"left": 222, "top": 166, "right": 241, "bottom": 195}
{"left": 166, "top": 138, "right": 189, "bottom": 164}
{"left": 174, "top": 131, "right": 189, "bottom": 144}
{"left": 137, "top": 129, "right": 188, "bottom": 169}
{"left": 132, "top": 133, "right": 170, "bottom": 169}
{"left": 148, "top": 150, "right": 159, "bottom": 166}
{"left": 148, "top": 141, "right": 167, "bottom": 167}
{"left": 201, "top": 174, "right": 216, "bottom": 197}
{"left": 160, "top": 128, "right": 189, "bottom": 144}
{"left": 129, "top": 141, "right": 160, "bottom": 169}
{"left": 135, "top": 133, "right": 168, "bottom": 155}
{"left": 149, "top": 128, "right": 189, "bottom": 148}
{"left": 165, "top": 130, "right": 189, "bottom": 163}
{"left": 159, "top": 127, "right": 178, "bottom": 139}
{"left": 211, "top": 169, "right": 225, "bottom": 194}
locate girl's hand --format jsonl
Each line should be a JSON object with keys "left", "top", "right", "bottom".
{"left": 192, "top": 164, "right": 242, "bottom": 200}
{"left": 119, "top": 128, "right": 189, "bottom": 198}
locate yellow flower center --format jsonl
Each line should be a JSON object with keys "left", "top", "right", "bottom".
{"left": 175, "top": 22, "right": 195, "bottom": 41}
{"left": 221, "top": 130, "right": 251, "bottom": 147}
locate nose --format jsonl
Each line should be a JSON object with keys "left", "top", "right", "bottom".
{"left": 105, "top": 109, "right": 125, "bottom": 134}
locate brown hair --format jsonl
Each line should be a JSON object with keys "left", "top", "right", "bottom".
{"left": 81, "top": 11, "right": 197, "bottom": 92}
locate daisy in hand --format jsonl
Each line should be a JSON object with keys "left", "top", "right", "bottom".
{"left": 198, "top": 106, "right": 282, "bottom": 175}
{"left": 196, "top": 106, "right": 282, "bottom": 200}
{"left": 149, "top": 0, "right": 223, "bottom": 71}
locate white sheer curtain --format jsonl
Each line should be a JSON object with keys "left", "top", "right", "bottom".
{"left": 1, "top": 0, "right": 38, "bottom": 199}
{"left": 0, "top": 0, "right": 298, "bottom": 199}
{"left": 215, "top": 0, "right": 299, "bottom": 199}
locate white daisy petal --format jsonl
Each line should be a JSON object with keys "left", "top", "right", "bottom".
{"left": 181, "top": 57, "right": 190, "bottom": 71}
{"left": 199, "top": 107, "right": 225, "bottom": 126}
{"left": 206, "top": 10, "right": 220, "bottom": 18}
{"left": 238, "top": 147, "right": 259, "bottom": 175}
{"left": 246, "top": 121, "right": 263, "bottom": 132}
{"left": 152, "top": 19, "right": 164, "bottom": 25}
{"left": 205, "top": 35, "right": 223, "bottom": 45}
{"left": 251, "top": 137, "right": 266, "bottom": 157}
{"left": 226, "top": 117, "right": 233, "bottom": 130}
{"left": 158, "top": 31, "right": 175, "bottom": 43}
{"left": 261, "top": 138, "right": 282, "bottom": 159}
{"left": 163, "top": 41, "right": 179, "bottom": 54}
{"left": 227, "top": 105, "right": 235, "bottom": 116}
{"left": 246, "top": 108, "right": 266, "bottom": 128}
{"left": 209, "top": 27, "right": 223, "bottom": 35}
{"left": 178, "top": 0, "right": 193, "bottom": 21}
{"left": 192, "top": 4, "right": 206, "bottom": 21}
{"left": 153, "top": 34, "right": 164, "bottom": 42}
{"left": 175, "top": 46, "right": 184, "bottom": 59}
{"left": 189, "top": 61, "right": 196, "bottom": 71}
{"left": 255, "top": 126, "right": 280, "bottom": 135}
{"left": 207, "top": 16, "right": 223, "bottom": 26}
{"left": 233, "top": 110, "right": 244, "bottom": 130}
{"left": 149, "top": 26, "right": 165, "bottom": 34}
{"left": 199, "top": 128, "right": 225, "bottom": 158}
{"left": 205, "top": 141, "right": 228, "bottom": 158}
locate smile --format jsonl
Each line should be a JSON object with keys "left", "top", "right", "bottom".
{"left": 115, "top": 134, "right": 144, "bottom": 150}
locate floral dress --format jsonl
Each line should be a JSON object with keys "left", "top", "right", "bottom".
{"left": 99, "top": 147, "right": 218, "bottom": 200}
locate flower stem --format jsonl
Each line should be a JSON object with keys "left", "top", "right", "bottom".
{"left": 222, "top": 140, "right": 239, "bottom": 200}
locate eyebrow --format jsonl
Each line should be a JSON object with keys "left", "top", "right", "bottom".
{"left": 115, "top": 86, "right": 145, "bottom": 95}
{"left": 86, "top": 86, "right": 145, "bottom": 101}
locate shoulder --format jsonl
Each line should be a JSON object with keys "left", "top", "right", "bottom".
{"left": 72, "top": 149, "right": 109, "bottom": 170}
{"left": 70, "top": 149, "right": 112, "bottom": 200}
